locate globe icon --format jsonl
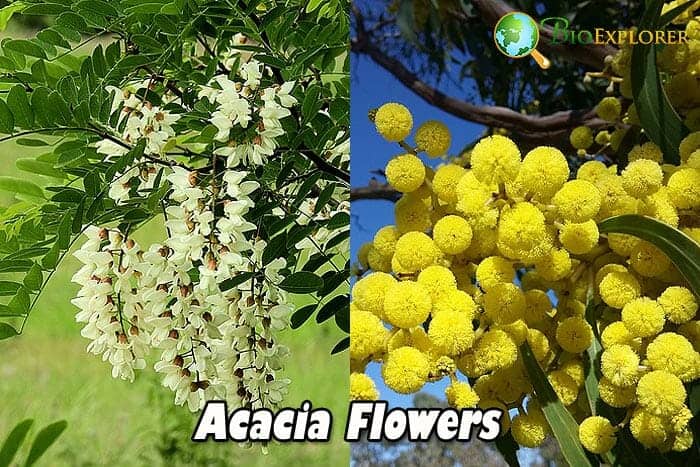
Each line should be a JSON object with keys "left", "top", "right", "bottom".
{"left": 494, "top": 12, "right": 540, "bottom": 59}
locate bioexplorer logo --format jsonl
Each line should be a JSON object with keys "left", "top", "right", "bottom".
{"left": 494, "top": 12, "right": 688, "bottom": 69}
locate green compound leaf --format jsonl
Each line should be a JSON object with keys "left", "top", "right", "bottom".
{"left": 520, "top": 342, "right": 593, "bottom": 467}
{"left": 598, "top": 215, "right": 700, "bottom": 297}
{"left": 631, "top": 0, "right": 688, "bottom": 165}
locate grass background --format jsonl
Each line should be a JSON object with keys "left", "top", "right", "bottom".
{"left": 0, "top": 103, "right": 349, "bottom": 466}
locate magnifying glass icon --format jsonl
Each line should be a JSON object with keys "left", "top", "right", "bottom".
{"left": 494, "top": 12, "right": 551, "bottom": 70}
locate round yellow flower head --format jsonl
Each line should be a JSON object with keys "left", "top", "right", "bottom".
{"left": 497, "top": 202, "right": 551, "bottom": 262}
{"left": 646, "top": 333, "right": 700, "bottom": 382}
{"left": 579, "top": 416, "right": 617, "bottom": 454}
{"left": 570, "top": 125, "right": 594, "bottom": 150}
{"left": 383, "top": 280, "right": 432, "bottom": 328}
{"left": 512, "top": 412, "right": 549, "bottom": 448}
{"left": 350, "top": 373, "right": 379, "bottom": 401}
{"left": 394, "top": 231, "right": 438, "bottom": 272}
{"left": 552, "top": 180, "right": 602, "bottom": 222}
{"left": 382, "top": 346, "right": 430, "bottom": 394}
{"left": 671, "top": 406, "right": 692, "bottom": 434}
{"left": 373, "top": 225, "right": 400, "bottom": 257}
{"left": 386, "top": 153, "right": 426, "bottom": 193}
{"left": 350, "top": 308, "right": 388, "bottom": 361}
{"left": 595, "top": 263, "right": 627, "bottom": 288}
{"left": 476, "top": 256, "right": 514, "bottom": 291}
{"left": 629, "top": 241, "right": 670, "bottom": 277}
{"left": 483, "top": 282, "right": 526, "bottom": 325}
{"left": 642, "top": 189, "right": 679, "bottom": 228}
{"left": 560, "top": 358, "right": 585, "bottom": 386}
{"left": 524, "top": 289, "right": 552, "bottom": 325}
{"left": 621, "top": 159, "right": 663, "bottom": 198}
{"left": 474, "top": 329, "right": 518, "bottom": 372}
{"left": 433, "top": 289, "right": 476, "bottom": 319}
{"left": 428, "top": 309, "right": 475, "bottom": 356}
{"left": 470, "top": 135, "right": 521, "bottom": 185}
{"left": 606, "top": 233, "right": 641, "bottom": 257}
{"left": 628, "top": 141, "right": 663, "bottom": 163}
{"left": 432, "top": 164, "right": 465, "bottom": 204}
{"left": 556, "top": 317, "right": 594, "bottom": 354}
{"left": 601, "top": 321, "right": 638, "bottom": 350}
{"left": 479, "top": 399, "right": 511, "bottom": 432}
{"left": 673, "top": 429, "right": 694, "bottom": 452}
{"left": 547, "top": 370, "right": 579, "bottom": 406}
{"left": 527, "top": 328, "right": 551, "bottom": 361}
{"left": 417, "top": 265, "right": 457, "bottom": 302}
{"left": 636, "top": 370, "right": 686, "bottom": 418}
{"left": 599, "top": 270, "right": 641, "bottom": 309}
{"left": 352, "top": 272, "right": 396, "bottom": 317}
{"left": 516, "top": 146, "right": 569, "bottom": 200}
{"left": 601, "top": 344, "right": 640, "bottom": 387}
{"left": 357, "top": 242, "right": 371, "bottom": 269}
{"left": 395, "top": 194, "right": 431, "bottom": 233}
{"left": 622, "top": 297, "right": 665, "bottom": 338}
{"left": 415, "top": 120, "right": 451, "bottom": 157}
{"left": 595, "top": 130, "right": 611, "bottom": 145}
{"left": 679, "top": 131, "right": 700, "bottom": 163}
{"left": 367, "top": 246, "right": 392, "bottom": 272}
{"left": 598, "top": 377, "right": 636, "bottom": 407}
{"left": 667, "top": 168, "right": 700, "bottom": 209}
{"left": 387, "top": 327, "right": 432, "bottom": 354}
{"left": 630, "top": 408, "right": 669, "bottom": 449}
{"left": 559, "top": 220, "right": 599, "bottom": 255}
{"left": 445, "top": 381, "right": 480, "bottom": 409}
{"left": 687, "top": 149, "right": 700, "bottom": 168}
{"left": 596, "top": 96, "right": 622, "bottom": 122}
{"left": 374, "top": 102, "right": 413, "bottom": 142}
{"left": 432, "top": 215, "right": 473, "bottom": 255}
{"left": 535, "top": 248, "right": 572, "bottom": 282}
{"left": 577, "top": 160, "right": 614, "bottom": 184}
{"left": 658, "top": 286, "right": 698, "bottom": 324}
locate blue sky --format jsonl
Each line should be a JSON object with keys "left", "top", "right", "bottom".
{"left": 350, "top": 52, "right": 485, "bottom": 407}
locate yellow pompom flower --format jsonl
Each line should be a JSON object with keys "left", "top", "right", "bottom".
{"left": 417, "top": 265, "right": 457, "bottom": 302}
{"left": 474, "top": 329, "right": 518, "bottom": 372}
{"left": 622, "top": 297, "right": 665, "bottom": 338}
{"left": 579, "top": 416, "right": 617, "bottom": 454}
{"left": 367, "top": 246, "right": 392, "bottom": 273}
{"left": 601, "top": 344, "right": 640, "bottom": 387}
{"left": 667, "top": 168, "right": 700, "bottom": 209}
{"left": 596, "top": 97, "right": 622, "bottom": 122}
{"left": 383, "top": 281, "right": 432, "bottom": 328}
{"left": 374, "top": 102, "right": 413, "bottom": 142}
{"left": 679, "top": 131, "right": 700, "bottom": 163}
{"left": 387, "top": 327, "right": 433, "bottom": 354}
{"left": 535, "top": 248, "right": 572, "bottom": 282}
{"left": 524, "top": 289, "right": 552, "bottom": 324}
{"left": 556, "top": 317, "right": 594, "bottom": 354}
{"left": 570, "top": 126, "right": 594, "bottom": 150}
{"left": 479, "top": 399, "right": 511, "bottom": 433}
{"left": 577, "top": 160, "right": 615, "bottom": 184}
{"left": 445, "top": 381, "right": 480, "bottom": 409}
{"left": 658, "top": 286, "right": 698, "bottom": 324}
{"left": 606, "top": 233, "right": 640, "bottom": 257}
{"left": 350, "top": 309, "right": 388, "bottom": 361}
{"left": 629, "top": 241, "right": 670, "bottom": 277}
{"left": 512, "top": 412, "right": 549, "bottom": 448}
{"left": 547, "top": 370, "right": 579, "bottom": 406}
{"left": 350, "top": 373, "right": 379, "bottom": 401}
{"left": 428, "top": 309, "right": 475, "bottom": 356}
{"left": 385, "top": 153, "right": 426, "bottom": 193}
{"left": 601, "top": 321, "right": 639, "bottom": 350}
{"left": 432, "top": 289, "right": 477, "bottom": 319}
{"left": 642, "top": 189, "right": 679, "bottom": 228}
{"left": 357, "top": 242, "right": 371, "bottom": 269}
{"left": 599, "top": 377, "right": 636, "bottom": 407}
{"left": 646, "top": 333, "right": 700, "bottom": 382}
{"left": 382, "top": 346, "right": 430, "bottom": 394}
{"left": 599, "top": 270, "right": 641, "bottom": 309}
{"left": 636, "top": 370, "right": 686, "bottom": 418}
{"left": 527, "top": 328, "right": 551, "bottom": 361}
{"left": 559, "top": 220, "right": 599, "bottom": 255}
{"left": 352, "top": 272, "right": 396, "bottom": 317}
{"left": 476, "top": 256, "right": 515, "bottom": 291}
{"left": 372, "top": 225, "right": 400, "bottom": 257}
{"left": 415, "top": 120, "right": 451, "bottom": 157}
{"left": 515, "top": 146, "right": 569, "bottom": 200}
{"left": 673, "top": 429, "right": 694, "bottom": 452}
{"left": 552, "top": 180, "right": 602, "bottom": 222}
{"left": 432, "top": 164, "right": 465, "bottom": 204}
{"left": 470, "top": 135, "right": 521, "bottom": 185}
{"left": 595, "top": 263, "right": 627, "bottom": 289}
{"left": 630, "top": 408, "right": 669, "bottom": 449}
{"left": 560, "top": 358, "right": 585, "bottom": 386}
{"left": 483, "top": 282, "right": 526, "bottom": 325}
{"left": 395, "top": 194, "right": 431, "bottom": 233}
{"left": 628, "top": 142, "right": 663, "bottom": 163}
{"left": 621, "top": 159, "right": 663, "bottom": 198}
{"left": 497, "top": 202, "right": 551, "bottom": 262}
{"left": 432, "top": 215, "right": 472, "bottom": 255}
{"left": 394, "top": 231, "right": 439, "bottom": 272}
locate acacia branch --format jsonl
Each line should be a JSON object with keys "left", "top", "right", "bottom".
{"left": 351, "top": 180, "right": 400, "bottom": 202}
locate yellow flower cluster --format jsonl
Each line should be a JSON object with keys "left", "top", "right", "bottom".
{"left": 351, "top": 99, "right": 700, "bottom": 455}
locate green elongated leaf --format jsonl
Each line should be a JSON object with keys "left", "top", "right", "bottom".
{"left": 4, "top": 39, "right": 46, "bottom": 59}
{"left": 317, "top": 294, "right": 347, "bottom": 324}
{"left": 330, "top": 336, "right": 348, "bottom": 354}
{"left": 314, "top": 183, "right": 335, "bottom": 214}
{"left": 23, "top": 263, "right": 43, "bottom": 291}
{"left": 0, "top": 177, "right": 44, "bottom": 199}
{"left": 0, "top": 419, "right": 33, "bottom": 466}
{"left": 631, "top": 0, "right": 688, "bottom": 164}
{"left": 23, "top": 3, "right": 69, "bottom": 16}
{"left": 56, "top": 12, "right": 87, "bottom": 32}
{"left": 0, "top": 3, "right": 27, "bottom": 32}
{"left": 598, "top": 215, "right": 700, "bottom": 296}
{"left": 0, "top": 259, "right": 33, "bottom": 273}
{"left": 125, "top": 3, "right": 166, "bottom": 15}
{"left": 7, "top": 85, "right": 34, "bottom": 129}
{"left": 8, "top": 286, "right": 30, "bottom": 315}
{"left": 333, "top": 296, "right": 349, "bottom": 331}
{"left": 24, "top": 420, "right": 67, "bottom": 467}
{"left": 659, "top": 0, "right": 696, "bottom": 25}
{"left": 42, "top": 243, "right": 60, "bottom": 270}
{"left": 0, "top": 99, "right": 14, "bottom": 133}
{"left": 520, "top": 342, "right": 593, "bottom": 467}
{"left": 15, "top": 138, "right": 47, "bottom": 147}
{"left": 290, "top": 304, "right": 317, "bottom": 329}
{"left": 0, "top": 281, "right": 21, "bottom": 296}
{"left": 219, "top": 272, "right": 254, "bottom": 291}
{"left": 16, "top": 159, "right": 64, "bottom": 179}
{"left": 48, "top": 92, "right": 72, "bottom": 125}
{"left": 327, "top": 212, "right": 349, "bottom": 230}
{"left": 76, "top": 0, "right": 118, "bottom": 17}
{"left": 278, "top": 271, "right": 323, "bottom": 294}
{"left": 494, "top": 432, "right": 521, "bottom": 467}
{"left": 37, "top": 29, "right": 71, "bottom": 49}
